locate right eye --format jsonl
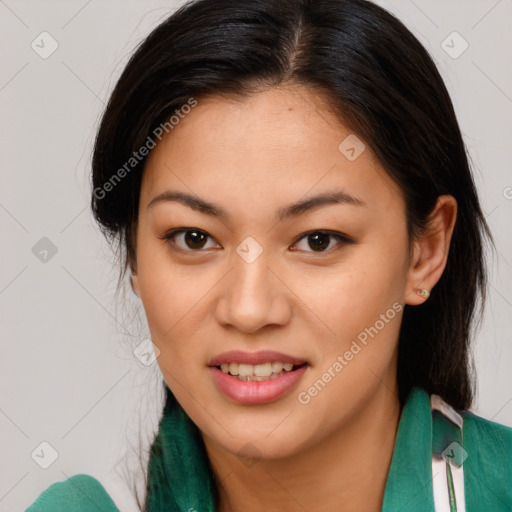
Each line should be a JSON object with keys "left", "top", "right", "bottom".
{"left": 159, "top": 228, "right": 221, "bottom": 252}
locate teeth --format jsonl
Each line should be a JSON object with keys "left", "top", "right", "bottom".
{"left": 218, "top": 361, "right": 300, "bottom": 380}
{"left": 254, "top": 362, "right": 272, "bottom": 377}
{"left": 271, "top": 362, "right": 284, "bottom": 373}
{"left": 238, "top": 364, "right": 253, "bottom": 377}
{"left": 238, "top": 375, "right": 268, "bottom": 381}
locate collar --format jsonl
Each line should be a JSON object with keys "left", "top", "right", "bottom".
{"left": 381, "top": 387, "right": 435, "bottom": 511}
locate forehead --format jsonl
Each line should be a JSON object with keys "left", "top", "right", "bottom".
{"left": 140, "top": 85, "right": 404, "bottom": 217}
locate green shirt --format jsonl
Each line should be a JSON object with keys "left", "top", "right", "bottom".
{"left": 26, "top": 387, "right": 512, "bottom": 511}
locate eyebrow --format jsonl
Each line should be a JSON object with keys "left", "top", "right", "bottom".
{"left": 147, "top": 189, "right": 366, "bottom": 221}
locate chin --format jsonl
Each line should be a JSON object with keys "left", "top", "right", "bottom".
{"left": 199, "top": 408, "right": 313, "bottom": 461}
{"left": 226, "top": 431, "right": 307, "bottom": 462}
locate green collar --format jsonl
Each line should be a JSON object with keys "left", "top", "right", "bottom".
{"left": 381, "top": 387, "right": 435, "bottom": 511}
{"left": 146, "top": 387, "right": 434, "bottom": 512}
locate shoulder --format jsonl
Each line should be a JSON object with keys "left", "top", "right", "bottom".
{"left": 26, "top": 473, "right": 119, "bottom": 512}
{"left": 462, "top": 411, "right": 512, "bottom": 510}
{"left": 463, "top": 409, "right": 512, "bottom": 454}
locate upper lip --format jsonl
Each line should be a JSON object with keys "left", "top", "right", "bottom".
{"left": 208, "top": 350, "right": 307, "bottom": 367}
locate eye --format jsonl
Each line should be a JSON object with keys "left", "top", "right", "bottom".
{"left": 291, "top": 230, "right": 353, "bottom": 254}
{"left": 160, "top": 228, "right": 353, "bottom": 255}
{"left": 160, "top": 228, "right": 220, "bottom": 252}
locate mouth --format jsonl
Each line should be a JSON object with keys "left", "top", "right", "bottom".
{"left": 208, "top": 351, "right": 309, "bottom": 405}
{"left": 215, "top": 361, "right": 307, "bottom": 381}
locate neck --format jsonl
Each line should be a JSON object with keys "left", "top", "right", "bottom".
{"left": 202, "top": 381, "right": 401, "bottom": 512}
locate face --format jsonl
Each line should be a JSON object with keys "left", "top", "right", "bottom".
{"left": 132, "top": 83, "right": 412, "bottom": 460}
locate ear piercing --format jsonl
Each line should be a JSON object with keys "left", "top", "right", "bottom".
{"left": 417, "top": 288, "right": 430, "bottom": 299}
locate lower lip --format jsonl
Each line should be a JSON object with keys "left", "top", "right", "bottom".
{"left": 209, "top": 365, "right": 308, "bottom": 405}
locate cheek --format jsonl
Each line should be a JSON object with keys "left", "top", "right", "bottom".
{"left": 298, "top": 243, "right": 407, "bottom": 332}
{"left": 289, "top": 236, "right": 408, "bottom": 384}
{"left": 135, "top": 236, "right": 221, "bottom": 372}
{"left": 289, "top": 247, "right": 406, "bottom": 438}
{"left": 137, "top": 225, "right": 196, "bottom": 313}
{"left": 136, "top": 236, "right": 188, "bottom": 338}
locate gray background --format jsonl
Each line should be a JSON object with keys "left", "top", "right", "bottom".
{"left": 1, "top": 0, "right": 511, "bottom": 510}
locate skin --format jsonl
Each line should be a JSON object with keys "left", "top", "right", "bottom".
{"left": 131, "top": 83, "right": 457, "bottom": 512}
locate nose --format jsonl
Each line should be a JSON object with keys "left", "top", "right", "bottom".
{"left": 215, "top": 252, "right": 292, "bottom": 334}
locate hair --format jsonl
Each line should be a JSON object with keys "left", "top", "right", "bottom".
{"left": 90, "top": 0, "right": 493, "bottom": 509}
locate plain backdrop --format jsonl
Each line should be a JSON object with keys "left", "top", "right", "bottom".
{"left": 1, "top": 1, "right": 511, "bottom": 510}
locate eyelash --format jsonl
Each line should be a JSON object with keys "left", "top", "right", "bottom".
{"left": 159, "top": 228, "right": 354, "bottom": 255}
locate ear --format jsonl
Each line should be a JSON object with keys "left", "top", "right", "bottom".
{"left": 404, "top": 195, "right": 457, "bottom": 305}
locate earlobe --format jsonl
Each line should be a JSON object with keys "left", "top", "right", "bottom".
{"left": 404, "top": 195, "right": 457, "bottom": 306}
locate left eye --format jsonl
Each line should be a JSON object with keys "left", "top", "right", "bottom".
{"left": 291, "top": 230, "right": 352, "bottom": 253}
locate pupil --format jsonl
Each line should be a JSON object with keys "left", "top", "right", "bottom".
{"left": 185, "top": 230, "right": 206, "bottom": 249}
{"left": 309, "top": 233, "right": 329, "bottom": 251}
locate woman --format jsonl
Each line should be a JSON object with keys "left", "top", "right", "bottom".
{"left": 26, "top": 0, "right": 512, "bottom": 511}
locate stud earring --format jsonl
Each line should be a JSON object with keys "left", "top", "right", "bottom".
{"left": 417, "top": 288, "right": 430, "bottom": 299}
